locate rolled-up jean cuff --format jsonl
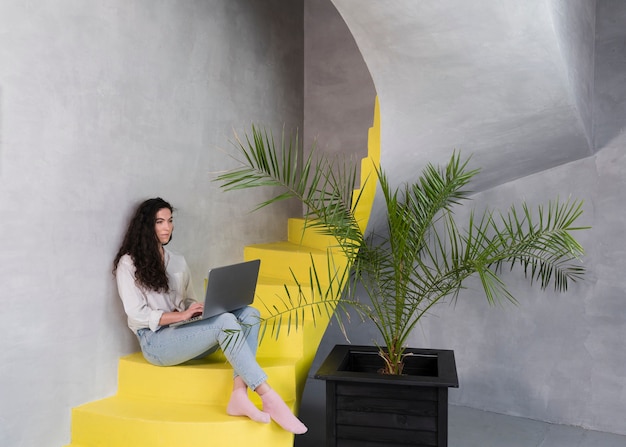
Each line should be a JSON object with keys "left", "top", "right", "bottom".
{"left": 243, "top": 373, "right": 268, "bottom": 391}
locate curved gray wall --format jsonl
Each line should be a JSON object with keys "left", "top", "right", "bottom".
{"left": 3, "top": 1, "right": 625, "bottom": 445}
{"left": 312, "top": 0, "right": 625, "bottom": 438}
{"left": 0, "top": 1, "right": 303, "bottom": 445}
{"left": 333, "top": 0, "right": 595, "bottom": 192}
{"left": 303, "top": 0, "right": 375, "bottom": 159}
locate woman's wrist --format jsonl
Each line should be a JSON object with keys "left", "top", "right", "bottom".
{"left": 159, "top": 311, "right": 187, "bottom": 326}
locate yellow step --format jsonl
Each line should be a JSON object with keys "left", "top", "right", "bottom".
{"left": 255, "top": 321, "right": 307, "bottom": 359}
{"left": 65, "top": 98, "right": 381, "bottom": 447}
{"left": 254, "top": 276, "right": 339, "bottom": 321}
{"left": 68, "top": 395, "right": 294, "bottom": 447}
{"left": 287, "top": 218, "right": 341, "bottom": 250}
{"left": 244, "top": 241, "right": 349, "bottom": 283}
{"left": 116, "top": 353, "right": 297, "bottom": 406}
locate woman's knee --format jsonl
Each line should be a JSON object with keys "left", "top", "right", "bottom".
{"left": 214, "top": 312, "right": 241, "bottom": 331}
{"left": 238, "top": 306, "right": 261, "bottom": 323}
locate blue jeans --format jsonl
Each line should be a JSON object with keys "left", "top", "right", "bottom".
{"left": 136, "top": 306, "right": 268, "bottom": 390}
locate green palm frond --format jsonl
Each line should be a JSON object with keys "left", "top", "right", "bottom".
{"left": 216, "top": 125, "right": 589, "bottom": 375}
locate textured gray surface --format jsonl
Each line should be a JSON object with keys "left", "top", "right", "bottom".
{"left": 449, "top": 405, "right": 626, "bottom": 447}
{"left": 0, "top": 1, "right": 303, "bottom": 445}
{"left": 296, "top": 1, "right": 626, "bottom": 445}
{"left": 332, "top": 0, "right": 595, "bottom": 191}
{"left": 1, "top": 0, "right": 625, "bottom": 445}
{"left": 303, "top": 0, "right": 375, "bottom": 159}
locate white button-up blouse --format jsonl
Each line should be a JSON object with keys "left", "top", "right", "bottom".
{"left": 115, "top": 248, "right": 197, "bottom": 334}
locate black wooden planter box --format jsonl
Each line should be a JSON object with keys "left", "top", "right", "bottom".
{"left": 314, "top": 345, "right": 459, "bottom": 447}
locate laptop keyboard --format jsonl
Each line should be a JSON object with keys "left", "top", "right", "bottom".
{"left": 185, "top": 315, "right": 203, "bottom": 324}
{"left": 170, "top": 314, "right": 203, "bottom": 328}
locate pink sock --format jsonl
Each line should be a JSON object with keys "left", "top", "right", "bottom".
{"left": 261, "top": 389, "right": 308, "bottom": 434}
{"left": 227, "top": 388, "right": 270, "bottom": 423}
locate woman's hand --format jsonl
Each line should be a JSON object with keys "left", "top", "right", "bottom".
{"left": 159, "top": 302, "right": 204, "bottom": 326}
{"left": 182, "top": 302, "right": 204, "bottom": 320}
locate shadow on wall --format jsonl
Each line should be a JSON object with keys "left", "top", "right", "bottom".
{"left": 296, "top": 0, "right": 378, "bottom": 442}
{"left": 296, "top": 1, "right": 626, "bottom": 444}
{"left": 303, "top": 0, "right": 376, "bottom": 163}
{"left": 593, "top": 0, "right": 626, "bottom": 149}
{"left": 0, "top": 87, "right": 3, "bottom": 177}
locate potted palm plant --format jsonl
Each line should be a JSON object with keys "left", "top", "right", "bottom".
{"left": 216, "top": 125, "right": 587, "bottom": 446}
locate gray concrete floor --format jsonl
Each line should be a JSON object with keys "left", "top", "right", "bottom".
{"left": 449, "top": 405, "right": 626, "bottom": 447}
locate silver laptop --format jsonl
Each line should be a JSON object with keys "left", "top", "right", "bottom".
{"left": 170, "top": 259, "right": 261, "bottom": 328}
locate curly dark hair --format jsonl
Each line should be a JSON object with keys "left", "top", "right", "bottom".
{"left": 113, "top": 197, "right": 173, "bottom": 293}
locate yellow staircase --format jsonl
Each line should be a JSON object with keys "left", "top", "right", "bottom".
{"left": 65, "top": 99, "right": 380, "bottom": 447}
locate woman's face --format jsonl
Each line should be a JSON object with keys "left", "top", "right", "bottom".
{"left": 155, "top": 207, "right": 173, "bottom": 245}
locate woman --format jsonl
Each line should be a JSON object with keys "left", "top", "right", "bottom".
{"left": 113, "top": 197, "right": 307, "bottom": 434}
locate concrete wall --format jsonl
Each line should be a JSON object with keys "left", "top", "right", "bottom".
{"left": 422, "top": 150, "right": 621, "bottom": 434}
{"left": 3, "top": 0, "right": 624, "bottom": 445}
{"left": 303, "top": 0, "right": 375, "bottom": 158}
{"left": 333, "top": 0, "right": 595, "bottom": 193}
{"left": 296, "top": 1, "right": 376, "bottom": 445}
{"left": 299, "top": 0, "right": 625, "bottom": 442}
{"left": 549, "top": 0, "right": 596, "bottom": 150}
{"left": 0, "top": 1, "right": 303, "bottom": 445}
